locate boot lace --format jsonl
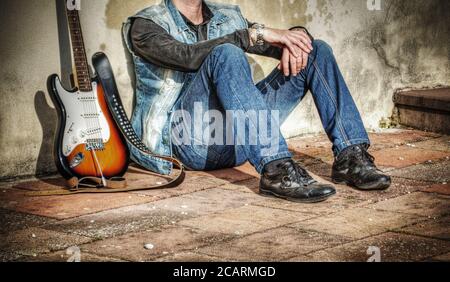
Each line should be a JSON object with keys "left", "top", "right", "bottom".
{"left": 350, "top": 146, "right": 385, "bottom": 173}
{"left": 280, "top": 161, "right": 316, "bottom": 187}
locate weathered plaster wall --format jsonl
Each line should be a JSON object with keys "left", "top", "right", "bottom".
{"left": 1, "top": 0, "right": 449, "bottom": 179}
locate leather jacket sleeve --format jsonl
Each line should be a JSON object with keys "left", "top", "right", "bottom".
{"left": 130, "top": 18, "right": 251, "bottom": 72}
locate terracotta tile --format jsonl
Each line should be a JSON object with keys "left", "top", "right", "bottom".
{"left": 368, "top": 192, "right": 450, "bottom": 217}
{"left": 389, "top": 159, "right": 450, "bottom": 183}
{"left": 250, "top": 174, "right": 428, "bottom": 214}
{"left": 287, "top": 134, "right": 330, "bottom": 150}
{"left": 179, "top": 205, "right": 311, "bottom": 236}
{"left": 287, "top": 130, "right": 439, "bottom": 154}
{"left": 395, "top": 216, "right": 450, "bottom": 240}
{"left": 421, "top": 183, "right": 450, "bottom": 196}
{"left": 1, "top": 130, "right": 448, "bottom": 262}
{"left": 17, "top": 251, "right": 125, "bottom": 262}
{"left": 371, "top": 146, "right": 448, "bottom": 168}
{"left": 299, "top": 161, "right": 332, "bottom": 178}
{"left": 0, "top": 227, "right": 92, "bottom": 259}
{"left": 300, "top": 232, "right": 450, "bottom": 262}
{"left": 151, "top": 188, "right": 261, "bottom": 217}
{"left": 155, "top": 252, "right": 226, "bottom": 262}
{"left": 287, "top": 255, "right": 320, "bottom": 262}
{"left": 336, "top": 177, "right": 431, "bottom": 206}
{"left": 288, "top": 131, "right": 444, "bottom": 168}
{"left": 290, "top": 147, "right": 334, "bottom": 165}
{"left": 185, "top": 162, "right": 258, "bottom": 183}
{"left": 43, "top": 203, "right": 191, "bottom": 239}
{"left": 413, "top": 136, "right": 450, "bottom": 153}
{"left": 131, "top": 174, "right": 226, "bottom": 198}
{"left": 232, "top": 163, "right": 260, "bottom": 178}
{"left": 81, "top": 226, "right": 234, "bottom": 262}
{"left": 0, "top": 208, "right": 56, "bottom": 234}
{"left": 429, "top": 252, "right": 450, "bottom": 262}
{"left": 368, "top": 130, "right": 441, "bottom": 151}
{"left": 0, "top": 251, "right": 23, "bottom": 262}
{"left": 290, "top": 207, "right": 426, "bottom": 239}
{"left": 11, "top": 177, "right": 68, "bottom": 192}
{"left": 205, "top": 163, "right": 259, "bottom": 182}
{"left": 196, "top": 227, "right": 350, "bottom": 261}
{"left": 256, "top": 173, "right": 429, "bottom": 211}
{"left": 219, "top": 179, "right": 260, "bottom": 194}
{"left": 1, "top": 168, "right": 235, "bottom": 220}
{"left": 288, "top": 135, "right": 334, "bottom": 164}
{"left": 252, "top": 193, "right": 362, "bottom": 216}
{"left": 125, "top": 164, "right": 229, "bottom": 198}
{"left": 12, "top": 167, "right": 177, "bottom": 192}
{"left": 0, "top": 188, "right": 157, "bottom": 220}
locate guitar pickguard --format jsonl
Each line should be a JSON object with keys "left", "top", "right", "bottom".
{"left": 54, "top": 77, "right": 111, "bottom": 156}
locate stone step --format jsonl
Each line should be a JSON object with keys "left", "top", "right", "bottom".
{"left": 393, "top": 88, "right": 450, "bottom": 134}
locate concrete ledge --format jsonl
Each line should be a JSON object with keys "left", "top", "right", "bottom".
{"left": 394, "top": 88, "right": 450, "bottom": 134}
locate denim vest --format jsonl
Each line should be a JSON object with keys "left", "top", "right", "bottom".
{"left": 123, "top": 0, "right": 248, "bottom": 175}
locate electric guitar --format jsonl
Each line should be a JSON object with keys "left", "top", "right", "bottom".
{"left": 48, "top": 7, "right": 129, "bottom": 182}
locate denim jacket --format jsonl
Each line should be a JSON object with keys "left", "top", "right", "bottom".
{"left": 122, "top": 0, "right": 248, "bottom": 175}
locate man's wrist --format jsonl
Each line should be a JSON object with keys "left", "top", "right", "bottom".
{"left": 251, "top": 23, "right": 266, "bottom": 46}
{"left": 248, "top": 27, "right": 257, "bottom": 46}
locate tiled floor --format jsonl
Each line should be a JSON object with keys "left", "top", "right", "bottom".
{"left": 0, "top": 129, "right": 449, "bottom": 262}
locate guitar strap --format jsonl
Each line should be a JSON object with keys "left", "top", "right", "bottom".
{"left": 28, "top": 53, "right": 185, "bottom": 196}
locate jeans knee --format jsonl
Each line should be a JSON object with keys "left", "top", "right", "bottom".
{"left": 313, "top": 39, "right": 334, "bottom": 58}
{"left": 211, "top": 43, "right": 246, "bottom": 62}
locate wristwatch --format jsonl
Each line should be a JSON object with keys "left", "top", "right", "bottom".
{"left": 252, "top": 23, "right": 265, "bottom": 46}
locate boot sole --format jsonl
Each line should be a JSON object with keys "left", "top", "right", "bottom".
{"left": 332, "top": 176, "right": 391, "bottom": 191}
{"left": 259, "top": 188, "right": 336, "bottom": 204}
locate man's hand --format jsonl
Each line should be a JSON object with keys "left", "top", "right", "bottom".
{"left": 264, "top": 28, "right": 313, "bottom": 57}
{"left": 264, "top": 28, "right": 311, "bottom": 76}
{"left": 278, "top": 47, "right": 309, "bottom": 77}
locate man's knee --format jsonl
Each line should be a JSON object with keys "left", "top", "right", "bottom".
{"left": 312, "top": 39, "right": 334, "bottom": 58}
{"left": 210, "top": 43, "right": 246, "bottom": 62}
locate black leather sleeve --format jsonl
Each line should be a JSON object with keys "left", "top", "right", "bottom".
{"left": 130, "top": 18, "right": 315, "bottom": 71}
{"left": 130, "top": 18, "right": 251, "bottom": 72}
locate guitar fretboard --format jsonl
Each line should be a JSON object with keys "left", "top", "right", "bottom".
{"left": 66, "top": 9, "right": 92, "bottom": 92}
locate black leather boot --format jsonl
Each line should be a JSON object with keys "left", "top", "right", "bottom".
{"left": 260, "top": 159, "right": 336, "bottom": 203}
{"left": 332, "top": 144, "right": 391, "bottom": 191}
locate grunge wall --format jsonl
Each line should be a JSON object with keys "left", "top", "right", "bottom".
{"left": 0, "top": 0, "right": 449, "bottom": 179}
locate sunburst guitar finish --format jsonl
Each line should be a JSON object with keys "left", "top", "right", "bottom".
{"left": 48, "top": 6, "right": 129, "bottom": 180}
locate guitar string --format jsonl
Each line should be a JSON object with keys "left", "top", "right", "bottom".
{"left": 71, "top": 9, "right": 106, "bottom": 180}
{"left": 71, "top": 14, "right": 94, "bottom": 150}
{"left": 73, "top": 11, "right": 104, "bottom": 151}
{"left": 69, "top": 11, "right": 87, "bottom": 143}
{"left": 71, "top": 11, "right": 92, "bottom": 148}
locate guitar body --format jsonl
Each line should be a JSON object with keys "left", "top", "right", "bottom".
{"left": 48, "top": 73, "right": 129, "bottom": 180}
{"left": 47, "top": 8, "right": 128, "bottom": 181}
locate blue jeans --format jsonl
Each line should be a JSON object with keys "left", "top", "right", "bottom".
{"left": 171, "top": 40, "right": 370, "bottom": 174}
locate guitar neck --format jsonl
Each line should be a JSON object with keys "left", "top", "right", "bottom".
{"left": 66, "top": 8, "right": 92, "bottom": 92}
